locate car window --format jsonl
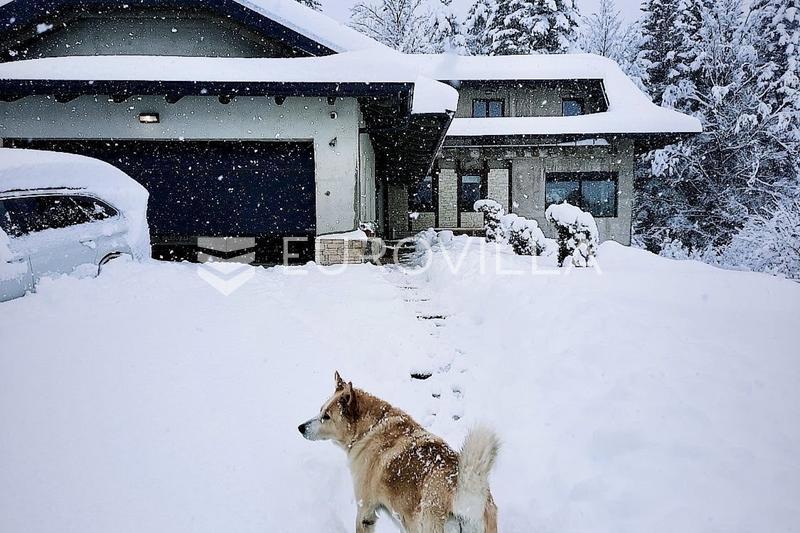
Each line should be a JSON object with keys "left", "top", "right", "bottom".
{"left": 0, "top": 196, "right": 92, "bottom": 236}
{"left": 71, "top": 196, "right": 119, "bottom": 221}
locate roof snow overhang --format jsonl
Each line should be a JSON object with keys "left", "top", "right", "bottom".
{"left": 409, "top": 53, "right": 703, "bottom": 145}
{"left": 0, "top": 0, "right": 387, "bottom": 57}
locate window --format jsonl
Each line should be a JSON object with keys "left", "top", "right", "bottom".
{"left": 545, "top": 172, "right": 618, "bottom": 217}
{"left": 72, "top": 196, "right": 119, "bottom": 221}
{"left": 0, "top": 195, "right": 92, "bottom": 237}
{"left": 472, "top": 99, "right": 505, "bottom": 118}
{"left": 562, "top": 98, "right": 585, "bottom": 116}
{"left": 409, "top": 175, "right": 435, "bottom": 212}
{"left": 460, "top": 174, "right": 482, "bottom": 209}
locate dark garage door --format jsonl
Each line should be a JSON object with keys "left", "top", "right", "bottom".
{"left": 5, "top": 140, "right": 316, "bottom": 263}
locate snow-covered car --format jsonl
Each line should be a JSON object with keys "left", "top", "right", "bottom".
{"left": 0, "top": 148, "right": 150, "bottom": 302}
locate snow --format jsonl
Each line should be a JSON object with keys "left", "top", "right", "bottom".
{"left": 410, "top": 53, "right": 703, "bottom": 135}
{"left": 0, "top": 148, "right": 151, "bottom": 259}
{"left": 1, "top": 239, "right": 799, "bottom": 532}
{"left": 0, "top": 52, "right": 459, "bottom": 115}
{"left": 233, "top": 0, "right": 387, "bottom": 53}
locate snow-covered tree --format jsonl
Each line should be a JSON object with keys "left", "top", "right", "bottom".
{"left": 751, "top": 0, "right": 800, "bottom": 130}
{"left": 545, "top": 202, "right": 598, "bottom": 266}
{"left": 474, "top": 199, "right": 505, "bottom": 242}
{"left": 634, "top": 0, "right": 800, "bottom": 279}
{"left": 349, "top": 0, "right": 435, "bottom": 53}
{"left": 723, "top": 193, "right": 800, "bottom": 279}
{"left": 429, "top": 0, "right": 467, "bottom": 53}
{"left": 578, "top": 0, "right": 623, "bottom": 59}
{"left": 464, "top": 0, "right": 497, "bottom": 55}
{"left": 296, "top": 0, "right": 322, "bottom": 10}
{"left": 638, "top": 0, "right": 682, "bottom": 104}
{"left": 616, "top": 21, "right": 649, "bottom": 90}
{"left": 487, "top": 0, "right": 580, "bottom": 55}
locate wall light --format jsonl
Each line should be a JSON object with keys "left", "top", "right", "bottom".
{"left": 138, "top": 112, "right": 160, "bottom": 124}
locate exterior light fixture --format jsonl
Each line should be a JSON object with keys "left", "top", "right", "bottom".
{"left": 274, "top": 96, "right": 286, "bottom": 106}
{"left": 138, "top": 112, "right": 160, "bottom": 124}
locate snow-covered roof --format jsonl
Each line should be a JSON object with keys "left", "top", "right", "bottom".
{"left": 410, "top": 53, "right": 702, "bottom": 137}
{"left": 0, "top": 51, "right": 459, "bottom": 115}
{"left": 231, "top": 0, "right": 387, "bottom": 53}
{"left": 0, "top": 0, "right": 386, "bottom": 54}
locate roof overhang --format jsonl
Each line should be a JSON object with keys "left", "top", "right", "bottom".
{"left": 0, "top": 54, "right": 457, "bottom": 184}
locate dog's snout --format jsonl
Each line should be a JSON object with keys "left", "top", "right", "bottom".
{"left": 298, "top": 422, "right": 307, "bottom": 435}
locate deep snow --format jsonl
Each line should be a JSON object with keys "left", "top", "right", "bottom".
{"left": 1, "top": 239, "right": 799, "bottom": 533}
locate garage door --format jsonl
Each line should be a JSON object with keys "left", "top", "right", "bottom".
{"left": 5, "top": 140, "right": 316, "bottom": 263}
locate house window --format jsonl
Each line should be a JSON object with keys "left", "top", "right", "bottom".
{"left": 545, "top": 172, "right": 618, "bottom": 217}
{"left": 409, "top": 175, "right": 435, "bottom": 212}
{"left": 562, "top": 98, "right": 585, "bottom": 116}
{"left": 460, "top": 174, "right": 482, "bottom": 209}
{"left": 472, "top": 99, "right": 504, "bottom": 118}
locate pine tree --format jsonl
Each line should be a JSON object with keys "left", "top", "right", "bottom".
{"left": 639, "top": 0, "right": 682, "bottom": 105}
{"left": 430, "top": 0, "right": 467, "bottom": 53}
{"left": 578, "top": 0, "right": 623, "bottom": 59}
{"left": 464, "top": 0, "right": 497, "bottom": 55}
{"left": 296, "top": 0, "right": 322, "bottom": 10}
{"left": 635, "top": 0, "right": 796, "bottom": 256}
{"left": 487, "top": 0, "right": 579, "bottom": 55}
{"left": 349, "top": 0, "right": 434, "bottom": 53}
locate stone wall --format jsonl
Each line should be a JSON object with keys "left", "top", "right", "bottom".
{"left": 438, "top": 168, "right": 458, "bottom": 227}
{"left": 314, "top": 237, "right": 383, "bottom": 266}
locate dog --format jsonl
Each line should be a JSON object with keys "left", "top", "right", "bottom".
{"left": 299, "top": 372, "right": 499, "bottom": 533}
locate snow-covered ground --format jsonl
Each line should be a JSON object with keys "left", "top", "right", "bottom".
{"left": 1, "top": 238, "right": 799, "bottom": 533}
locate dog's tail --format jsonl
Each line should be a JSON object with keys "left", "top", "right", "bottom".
{"left": 453, "top": 426, "right": 499, "bottom": 530}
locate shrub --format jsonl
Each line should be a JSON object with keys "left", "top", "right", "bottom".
{"left": 545, "top": 202, "right": 599, "bottom": 267}
{"left": 473, "top": 199, "right": 505, "bottom": 242}
{"left": 500, "top": 213, "right": 546, "bottom": 256}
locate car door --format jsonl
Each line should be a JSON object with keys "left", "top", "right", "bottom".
{"left": 2, "top": 195, "right": 97, "bottom": 279}
{"left": 70, "top": 195, "right": 131, "bottom": 265}
{"left": 0, "top": 202, "right": 34, "bottom": 301}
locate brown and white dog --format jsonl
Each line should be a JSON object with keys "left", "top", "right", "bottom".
{"left": 299, "top": 372, "right": 499, "bottom": 533}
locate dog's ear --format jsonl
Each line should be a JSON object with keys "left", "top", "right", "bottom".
{"left": 341, "top": 381, "right": 358, "bottom": 418}
{"left": 334, "top": 371, "right": 345, "bottom": 391}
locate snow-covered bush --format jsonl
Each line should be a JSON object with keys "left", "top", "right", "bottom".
{"left": 545, "top": 202, "right": 599, "bottom": 267}
{"left": 500, "top": 213, "right": 546, "bottom": 256}
{"left": 723, "top": 196, "right": 800, "bottom": 280}
{"left": 473, "top": 199, "right": 505, "bottom": 242}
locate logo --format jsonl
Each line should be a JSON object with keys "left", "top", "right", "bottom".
{"left": 196, "top": 237, "right": 257, "bottom": 295}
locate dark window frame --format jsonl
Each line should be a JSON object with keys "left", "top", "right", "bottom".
{"left": 456, "top": 160, "right": 491, "bottom": 227}
{"left": 545, "top": 171, "right": 619, "bottom": 218}
{"left": 472, "top": 98, "right": 505, "bottom": 118}
{"left": 561, "top": 98, "right": 585, "bottom": 116}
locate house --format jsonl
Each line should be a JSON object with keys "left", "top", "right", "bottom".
{"left": 0, "top": 0, "right": 700, "bottom": 264}
{"left": 390, "top": 54, "right": 702, "bottom": 245}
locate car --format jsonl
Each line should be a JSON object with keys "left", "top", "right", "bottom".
{"left": 0, "top": 148, "right": 150, "bottom": 302}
